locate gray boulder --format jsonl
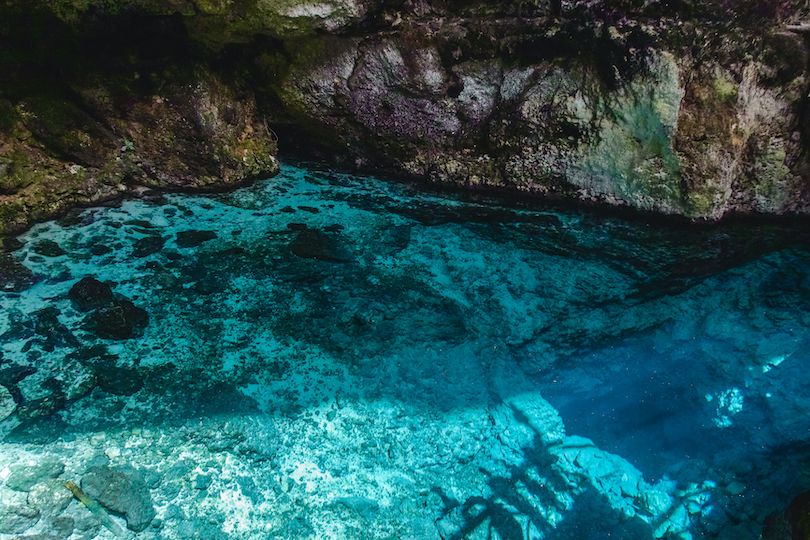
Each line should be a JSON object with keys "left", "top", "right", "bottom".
{"left": 6, "top": 460, "right": 65, "bottom": 492}
{"left": 0, "top": 504, "right": 40, "bottom": 534}
{"left": 81, "top": 465, "right": 155, "bottom": 532}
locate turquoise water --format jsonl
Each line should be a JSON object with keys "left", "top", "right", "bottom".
{"left": 0, "top": 162, "right": 809, "bottom": 539}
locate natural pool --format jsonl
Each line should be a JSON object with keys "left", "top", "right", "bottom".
{"left": 0, "top": 162, "right": 809, "bottom": 540}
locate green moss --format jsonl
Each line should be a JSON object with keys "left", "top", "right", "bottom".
{"left": 684, "top": 187, "right": 727, "bottom": 218}
{"left": 0, "top": 101, "right": 20, "bottom": 132}
{"left": 0, "top": 150, "right": 40, "bottom": 195}
{"left": 713, "top": 73, "right": 738, "bottom": 105}
{"left": 0, "top": 200, "right": 26, "bottom": 236}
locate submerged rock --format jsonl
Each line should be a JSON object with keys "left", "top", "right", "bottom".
{"left": 0, "top": 504, "right": 40, "bottom": 534}
{"left": 93, "top": 362, "right": 144, "bottom": 396}
{"left": 176, "top": 230, "right": 217, "bottom": 248}
{"left": 68, "top": 277, "right": 116, "bottom": 311}
{"left": 26, "top": 480, "right": 74, "bottom": 514}
{"left": 31, "top": 240, "right": 65, "bottom": 257}
{"left": 289, "top": 229, "right": 352, "bottom": 262}
{"left": 89, "top": 300, "right": 148, "bottom": 339}
{"left": 15, "top": 392, "right": 66, "bottom": 421}
{"left": 5, "top": 460, "right": 65, "bottom": 492}
{"left": 81, "top": 465, "right": 156, "bottom": 532}
{"left": 68, "top": 277, "right": 148, "bottom": 338}
{"left": 0, "top": 252, "right": 38, "bottom": 291}
{"left": 132, "top": 236, "right": 166, "bottom": 258}
{"left": 1, "top": 238, "right": 24, "bottom": 252}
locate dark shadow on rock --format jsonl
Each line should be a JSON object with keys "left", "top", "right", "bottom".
{"left": 4, "top": 414, "right": 68, "bottom": 444}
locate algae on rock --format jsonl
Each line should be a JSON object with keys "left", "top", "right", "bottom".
{"left": 2, "top": 0, "right": 810, "bottom": 224}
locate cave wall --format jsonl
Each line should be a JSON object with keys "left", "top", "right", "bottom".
{"left": 2, "top": 0, "right": 810, "bottom": 233}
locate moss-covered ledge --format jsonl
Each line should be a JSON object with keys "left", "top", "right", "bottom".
{"left": 0, "top": 4, "right": 279, "bottom": 236}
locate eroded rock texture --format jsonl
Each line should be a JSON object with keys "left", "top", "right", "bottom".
{"left": 2, "top": 0, "right": 810, "bottom": 225}
{"left": 0, "top": 4, "right": 279, "bottom": 235}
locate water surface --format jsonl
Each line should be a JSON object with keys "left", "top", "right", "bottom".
{"left": 1, "top": 163, "right": 809, "bottom": 540}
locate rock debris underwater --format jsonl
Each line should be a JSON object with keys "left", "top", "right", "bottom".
{"left": 0, "top": 162, "right": 809, "bottom": 540}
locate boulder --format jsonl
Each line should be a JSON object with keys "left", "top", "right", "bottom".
{"left": 0, "top": 253, "right": 38, "bottom": 292}
{"left": 81, "top": 466, "right": 155, "bottom": 532}
{"left": 68, "top": 277, "right": 116, "bottom": 311}
{"left": 68, "top": 277, "right": 148, "bottom": 338}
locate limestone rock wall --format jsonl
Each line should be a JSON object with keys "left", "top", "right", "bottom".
{"left": 0, "top": 4, "right": 279, "bottom": 235}
{"left": 268, "top": 1, "right": 810, "bottom": 219}
{"left": 2, "top": 0, "right": 810, "bottom": 228}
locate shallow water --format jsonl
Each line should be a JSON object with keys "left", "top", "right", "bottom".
{"left": 1, "top": 162, "right": 809, "bottom": 540}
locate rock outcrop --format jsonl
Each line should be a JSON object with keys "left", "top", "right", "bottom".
{"left": 0, "top": 3, "right": 279, "bottom": 235}
{"left": 2, "top": 0, "right": 810, "bottom": 225}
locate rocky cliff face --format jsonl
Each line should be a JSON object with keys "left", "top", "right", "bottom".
{"left": 2, "top": 0, "right": 810, "bottom": 232}
{"left": 270, "top": 0, "right": 810, "bottom": 219}
{"left": 0, "top": 5, "right": 279, "bottom": 235}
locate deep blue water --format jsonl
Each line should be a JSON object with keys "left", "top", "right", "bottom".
{"left": 0, "top": 162, "right": 809, "bottom": 540}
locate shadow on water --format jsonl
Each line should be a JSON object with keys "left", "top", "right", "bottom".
{"left": 432, "top": 405, "right": 656, "bottom": 540}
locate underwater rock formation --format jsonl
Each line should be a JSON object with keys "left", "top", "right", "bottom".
{"left": 1, "top": 0, "right": 810, "bottom": 227}
{"left": 81, "top": 465, "right": 156, "bottom": 532}
{"left": 69, "top": 277, "right": 148, "bottom": 339}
